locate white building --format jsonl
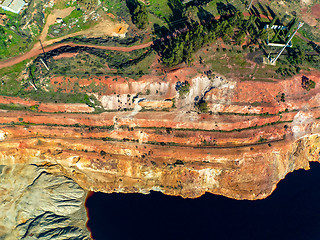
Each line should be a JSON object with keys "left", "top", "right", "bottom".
{"left": 0, "top": 0, "right": 26, "bottom": 14}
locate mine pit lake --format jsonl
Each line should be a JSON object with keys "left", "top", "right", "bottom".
{"left": 86, "top": 162, "right": 320, "bottom": 240}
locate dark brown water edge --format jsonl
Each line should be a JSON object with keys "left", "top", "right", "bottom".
{"left": 85, "top": 162, "right": 320, "bottom": 240}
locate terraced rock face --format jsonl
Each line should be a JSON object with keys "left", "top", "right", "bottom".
{"left": 0, "top": 73, "right": 318, "bottom": 238}
{"left": 0, "top": 70, "right": 318, "bottom": 202}
{"left": 0, "top": 164, "right": 90, "bottom": 239}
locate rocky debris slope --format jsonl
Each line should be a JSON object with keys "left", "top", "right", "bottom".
{"left": 0, "top": 164, "right": 90, "bottom": 240}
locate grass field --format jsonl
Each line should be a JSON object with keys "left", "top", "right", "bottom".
{"left": 197, "top": 41, "right": 286, "bottom": 81}
{"left": 147, "top": 0, "right": 172, "bottom": 19}
{"left": 42, "top": 47, "right": 155, "bottom": 78}
{"left": 0, "top": 10, "right": 35, "bottom": 60}
{"left": 0, "top": 0, "right": 48, "bottom": 60}
{"left": 0, "top": 60, "right": 29, "bottom": 96}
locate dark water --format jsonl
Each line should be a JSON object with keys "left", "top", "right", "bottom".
{"left": 86, "top": 162, "right": 320, "bottom": 240}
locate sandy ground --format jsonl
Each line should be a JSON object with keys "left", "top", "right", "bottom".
{"left": 300, "top": 0, "right": 312, "bottom": 6}
{"left": 0, "top": 6, "right": 130, "bottom": 69}
{"left": 311, "top": 4, "right": 320, "bottom": 18}
{"left": 301, "top": 3, "right": 319, "bottom": 27}
{"left": 43, "top": 19, "right": 129, "bottom": 47}
{"left": 53, "top": 52, "right": 78, "bottom": 60}
{"left": 40, "top": 7, "right": 76, "bottom": 42}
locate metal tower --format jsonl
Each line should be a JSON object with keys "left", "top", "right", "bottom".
{"left": 269, "top": 22, "right": 304, "bottom": 64}
{"left": 39, "top": 40, "right": 50, "bottom": 71}
{"left": 248, "top": 0, "right": 253, "bottom": 10}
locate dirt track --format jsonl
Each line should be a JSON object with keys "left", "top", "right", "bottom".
{"left": 0, "top": 6, "right": 132, "bottom": 69}
{"left": 0, "top": 12, "right": 256, "bottom": 69}
{"left": 0, "top": 41, "right": 153, "bottom": 69}
{"left": 40, "top": 7, "right": 76, "bottom": 42}
{"left": 0, "top": 12, "right": 316, "bottom": 69}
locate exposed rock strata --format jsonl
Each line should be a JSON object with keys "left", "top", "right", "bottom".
{"left": 0, "top": 164, "right": 90, "bottom": 239}
{"left": 0, "top": 122, "right": 318, "bottom": 200}
{"left": 0, "top": 71, "right": 318, "bottom": 206}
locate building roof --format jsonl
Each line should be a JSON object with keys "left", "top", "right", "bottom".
{"left": 0, "top": 0, "right": 25, "bottom": 14}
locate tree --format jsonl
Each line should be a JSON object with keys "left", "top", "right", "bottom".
{"left": 220, "top": 20, "right": 233, "bottom": 43}
{"left": 235, "top": 30, "right": 246, "bottom": 45}
{"left": 185, "top": 6, "right": 199, "bottom": 24}
{"left": 269, "top": 15, "right": 278, "bottom": 28}
{"left": 197, "top": 101, "right": 208, "bottom": 113}
{"left": 133, "top": 4, "right": 149, "bottom": 29}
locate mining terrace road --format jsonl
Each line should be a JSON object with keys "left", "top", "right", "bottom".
{"left": 0, "top": 41, "right": 153, "bottom": 69}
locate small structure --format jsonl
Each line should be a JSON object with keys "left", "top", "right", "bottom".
{"left": 0, "top": 0, "right": 25, "bottom": 14}
{"left": 56, "top": 17, "right": 63, "bottom": 24}
{"left": 264, "top": 24, "right": 292, "bottom": 47}
{"left": 264, "top": 25, "right": 287, "bottom": 30}
{"left": 268, "top": 22, "right": 304, "bottom": 64}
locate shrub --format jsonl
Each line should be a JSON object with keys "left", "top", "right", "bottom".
{"left": 197, "top": 101, "right": 208, "bottom": 113}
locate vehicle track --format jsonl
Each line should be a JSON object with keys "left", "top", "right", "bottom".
{"left": 0, "top": 12, "right": 316, "bottom": 69}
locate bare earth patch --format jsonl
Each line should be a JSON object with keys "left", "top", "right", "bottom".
{"left": 301, "top": 14, "right": 318, "bottom": 27}
{"left": 53, "top": 52, "right": 78, "bottom": 60}
{"left": 40, "top": 7, "right": 76, "bottom": 42}
{"left": 300, "top": 0, "right": 312, "bottom": 6}
{"left": 311, "top": 4, "right": 320, "bottom": 18}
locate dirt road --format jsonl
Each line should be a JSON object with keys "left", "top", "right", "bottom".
{"left": 0, "top": 11, "right": 316, "bottom": 70}
{"left": 0, "top": 41, "right": 153, "bottom": 69}
{"left": 40, "top": 7, "right": 76, "bottom": 42}
{"left": 0, "top": 6, "right": 131, "bottom": 69}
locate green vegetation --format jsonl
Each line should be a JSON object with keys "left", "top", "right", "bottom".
{"left": 268, "top": 0, "right": 320, "bottom": 43}
{"left": 64, "top": 9, "right": 83, "bottom": 23}
{"left": 301, "top": 76, "right": 316, "bottom": 91}
{"left": 0, "top": 0, "right": 319, "bottom": 109}
{"left": 19, "top": 90, "right": 92, "bottom": 104}
{"left": 153, "top": 1, "right": 267, "bottom": 67}
{"left": 275, "top": 45, "right": 320, "bottom": 77}
{"left": 147, "top": 0, "right": 172, "bottom": 19}
{"left": 99, "top": 0, "right": 129, "bottom": 18}
{"left": 37, "top": 47, "right": 155, "bottom": 80}
{"left": 135, "top": 119, "right": 293, "bottom": 133}
{"left": 125, "top": 0, "right": 151, "bottom": 30}
{"left": 0, "top": 0, "right": 47, "bottom": 59}
{"left": 53, "top": 0, "right": 75, "bottom": 9}
{"left": 0, "top": 10, "right": 33, "bottom": 59}
{"left": 0, "top": 121, "right": 115, "bottom": 130}
{"left": 178, "top": 81, "right": 190, "bottom": 96}
{"left": 196, "top": 101, "right": 208, "bottom": 113}
{"left": 0, "top": 104, "right": 29, "bottom": 111}
{"left": 0, "top": 59, "right": 103, "bottom": 110}
{"left": 47, "top": 8, "right": 93, "bottom": 39}
{"left": 78, "top": 0, "right": 98, "bottom": 11}
{"left": 307, "top": 80, "right": 316, "bottom": 91}
{"left": 130, "top": 1, "right": 149, "bottom": 29}
{"left": 149, "top": 0, "right": 319, "bottom": 76}
{"left": 258, "top": 136, "right": 267, "bottom": 143}
{"left": 0, "top": 60, "right": 29, "bottom": 96}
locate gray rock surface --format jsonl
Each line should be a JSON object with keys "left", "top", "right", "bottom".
{"left": 0, "top": 164, "right": 91, "bottom": 240}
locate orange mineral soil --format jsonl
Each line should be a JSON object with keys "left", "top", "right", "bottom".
{"left": 0, "top": 69, "right": 319, "bottom": 200}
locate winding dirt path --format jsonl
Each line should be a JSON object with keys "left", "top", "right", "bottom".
{"left": 0, "top": 41, "right": 153, "bottom": 69}
{"left": 0, "top": 6, "right": 133, "bottom": 69}
{"left": 0, "top": 11, "right": 316, "bottom": 69}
